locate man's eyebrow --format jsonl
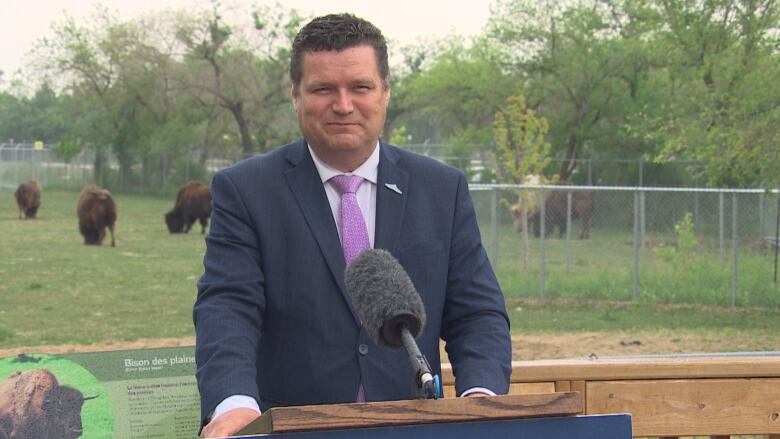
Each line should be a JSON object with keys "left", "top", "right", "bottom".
{"left": 352, "top": 78, "right": 378, "bottom": 86}
{"left": 305, "top": 80, "right": 332, "bottom": 88}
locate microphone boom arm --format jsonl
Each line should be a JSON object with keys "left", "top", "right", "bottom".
{"left": 399, "top": 323, "right": 437, "bottom": 399}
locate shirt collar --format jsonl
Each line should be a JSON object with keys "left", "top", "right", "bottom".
{"left": 308, "top": 142, "right": 380, "bottom": 185}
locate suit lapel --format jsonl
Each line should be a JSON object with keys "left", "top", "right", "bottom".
{"left": 283, "top": 141, "right": 353, "bottom": 318}
{"left": 375, "top": 143, "right": 409, "bottom": 254}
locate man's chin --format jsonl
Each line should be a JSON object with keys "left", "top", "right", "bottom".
{"left": 322, "top": 135, "right": 371, "bottom": 150}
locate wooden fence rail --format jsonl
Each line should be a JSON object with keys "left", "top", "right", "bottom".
{"left": 442, "top": 354, "right": 780, "bottom": 439}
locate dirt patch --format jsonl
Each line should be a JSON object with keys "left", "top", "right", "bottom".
{"left": 0, "top": 337, "right": 196, "bottom": 358}
{"left": 0, "top": 330, "right": 763, "bottom": 360}
{"left": 512, "top": 330, "right": 764, "bottom": 360}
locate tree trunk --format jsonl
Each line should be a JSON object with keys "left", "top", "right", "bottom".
{"left": 93, "top": 147, "right": 106, "bottom": 187}
{"left": 558, "top": 134, "right": 579, "bottom": 181}
{"left": 116, "top": 148, "right": 133, "bottom": 192}
{"left": 227, "top": 102, "right": 254, "bottom": 157}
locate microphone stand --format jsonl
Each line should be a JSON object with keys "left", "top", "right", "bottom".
{"left": 399, "top": 324, "right": 437, "bottom": 399}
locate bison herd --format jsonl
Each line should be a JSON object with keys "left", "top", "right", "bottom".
{"left": 10, "top": 180, "right": 212, "bottom": 246}
{"left": 0, "top": 368, "right": 96, "bottom": 439}
{"left": 510, "top": 179, "right": 593, "bottom": 240}
{"left": 12, "top": 177, "right": 594, "bottom": 244}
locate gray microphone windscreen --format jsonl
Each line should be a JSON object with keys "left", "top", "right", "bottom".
{"left": 345, "top": 249, "right": 426, "bottom": 348}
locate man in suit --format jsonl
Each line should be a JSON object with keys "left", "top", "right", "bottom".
{"left": 194, "top": 13, "right": 512, "bottom": 437}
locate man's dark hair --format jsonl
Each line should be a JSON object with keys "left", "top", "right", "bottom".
{"left": 290, "top": 13, "right": 389, "bottom": 88}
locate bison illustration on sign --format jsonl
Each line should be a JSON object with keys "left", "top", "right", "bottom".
{"left": 0, "top": 369, "right": 97, "bottom": 439}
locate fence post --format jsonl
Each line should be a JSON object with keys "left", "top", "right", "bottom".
{"left": 633, "top": 190, "right": 641, "bottom": 302}
{"left": 774, "top": 196, "right": 780, "bottom": 284}
{"left": 759, "top": 191, "right": 765, "bottom": 238}
{"left": 140, "top": 157, "right": 145, "bottom": 195}
{"left": 45, "top": 148, "right": 51, "bottom": 187}
{"left": 14, "top": 146, "right": 19, "bottom": 184}
{"left": 719, "top": 192, "right": 725, "bottom": 259}
{"left": 186, "top": 147, "right": 192, "bottom": 182}
{"left": 162, "top": 153, "right": 167, "bottom": 189}
{"left": 638, "top": 156, "right": 644, "bottom": 187}
{"left": 490, "top": 187, "right": 498, "bottom": 265}
{"left": 640, "top": 191, "right": 646, "bottom": 251}
{"left": 81, "top": 150, "right": 87, "bottom": 186}
{"left": 587, "top": 159, "right": 593, "bottom": 186}
{"left": 539, "top": 188, "right": 546, "bottom": 300}
{"left": 566, "top": 191, "right": 572, "bottom": 273}
{"left": 731, "top": 192, "right": 738, "bottom": 307}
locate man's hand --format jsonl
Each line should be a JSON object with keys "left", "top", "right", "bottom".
{"left": 200, "top": 408, "right": 261, "bottom": 438}
{"left": 464, "top": 391, "right": 491, "bottom": 398}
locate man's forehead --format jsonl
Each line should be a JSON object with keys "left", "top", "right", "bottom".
{"left": 300, "top": 47, "right": 381, "bottom": 74}
{"left": 301, "top": 44, "right": 377, "bottom": 58}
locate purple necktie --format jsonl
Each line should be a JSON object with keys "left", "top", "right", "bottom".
{"left": 330, "top": 174, "right": 370, "bottom": 402}
{"left": 330, "top": 175, "right": 371, "bottom": 265}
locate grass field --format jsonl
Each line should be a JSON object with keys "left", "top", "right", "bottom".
{"left": 1, "top": 189, "right": 203, "bottom": 348}
{"left": 1, "top": 188, "right": 779, "bottom": 352}
{"left": 485, "top": 223, "right": 780, "bottom": 307}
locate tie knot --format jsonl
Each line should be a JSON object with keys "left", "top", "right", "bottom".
{"left": 330, "top": 175, "right": 364, "bottom": 195}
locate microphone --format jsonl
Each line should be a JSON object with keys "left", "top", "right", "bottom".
{"left": 345, "top": 249, "right": 437, "bottom": 399}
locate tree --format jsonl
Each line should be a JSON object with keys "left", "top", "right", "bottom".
{"left": 0, "top": 84, "right": 68, "bottom": 144}
{"left": 493, "top": 95, "right": 552, "bottom": 184}
{"left": 488, "top": 0, "right": 647, "bottom": 181}
{"left": 38, "top": 8, "right": 151, "bottom": 187}
{"left": 391, "top": 38, "right": 521, "bottom": 175}
{"left": 492, "top": 95, "right": 551, "bottom": 270}
{"left": 174, "top": 3, "right": 300, "bottom": 156}
{"left": 648, "top": 0, "right": 780, "bottom": 187}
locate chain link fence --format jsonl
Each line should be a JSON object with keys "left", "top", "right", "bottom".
{"left": 0, "top": 143, "right": 90, "bottom": 191}
{"left": 0, "top": 142, "right": 743, "bottom": 192}
{"left": 0, "top": 143, "right": 242, "bottom": 195}
{"left": 4, "top": 142, "right": 779, "bottom": 307}
{"left": 471, "top": 185, "right": 780, "bottom": 308}
{"left": 403, "top": 144, "right": 713, "bottom": 186}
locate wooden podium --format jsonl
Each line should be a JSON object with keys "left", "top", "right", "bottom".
{"left": 232, "top": 392, "right": 632, "bottom": 438}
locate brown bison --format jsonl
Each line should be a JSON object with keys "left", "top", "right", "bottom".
{"left": 511, "top": 180, "right": 593, "bottom": 239}
{"left": 0, "top": 369, "right": 96, "bottom": 439}
{"left": 165, "top": 181, "right": 211, "bottom": 234}
{"left": 77, "top": 186, "right": 117, "bottom": 247}
{"left": 13, "top": 181, "right": 40, "bottom": 220}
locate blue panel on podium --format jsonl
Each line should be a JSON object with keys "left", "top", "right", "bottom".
{"left": 240, "top": 414, "right": 632, "bottom": 438}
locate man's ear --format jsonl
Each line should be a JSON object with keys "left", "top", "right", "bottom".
{"left": 291, "top": 85, "right": 299, "bottom": 112}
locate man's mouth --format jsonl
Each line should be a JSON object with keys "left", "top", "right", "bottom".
{"left": 326, "top": 122, "right": 361, "bottom": 131}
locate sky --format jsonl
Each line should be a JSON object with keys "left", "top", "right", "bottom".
{"left": 0, "top": 0, "right": 495, "bottom": 84}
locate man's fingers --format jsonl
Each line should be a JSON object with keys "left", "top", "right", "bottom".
{"left": 201, "top": 408, "right": 261, "bottom": 438}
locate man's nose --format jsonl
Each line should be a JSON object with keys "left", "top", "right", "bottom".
{"left": 332, "top": 89, "right": 354, "bottom": 114}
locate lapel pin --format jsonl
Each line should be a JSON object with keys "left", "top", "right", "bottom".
{"left": 384, "top": 183, "right": 403, "bottom": 195}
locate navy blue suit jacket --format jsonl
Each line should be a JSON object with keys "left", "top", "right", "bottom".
{"left": 194, "top": 139, "right": 511, "bottom": 424}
